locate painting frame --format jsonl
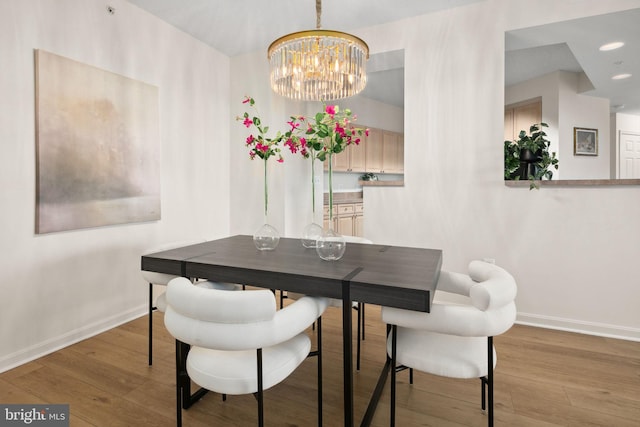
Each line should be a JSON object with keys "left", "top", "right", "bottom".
{"left": 573, "top": 127, "right": 598, "bottom": 156}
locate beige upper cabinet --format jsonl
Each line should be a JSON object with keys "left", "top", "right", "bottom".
{"left": 328, "top": 125, "right": 404, "bottom": 174}
{"left": 365, "top": 128, "right": 384, "bottom": 173}
{"left": 331, "top": 141, "right": 366, "bottom": 172}
{"left": 382, "top": 131, "right": 404, "bottom": 174}
{"left": 366, "top": 128, "right": 404, "bottom": 174}
{"left": 504, "top": 98, "right": 542, "bottom": 141}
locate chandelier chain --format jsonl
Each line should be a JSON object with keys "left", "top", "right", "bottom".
{"left": 316, "top": 0, "right": 322, "bottom": 29}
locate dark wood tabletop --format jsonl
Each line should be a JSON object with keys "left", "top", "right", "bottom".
{"left": 142, "top": 234, "right": 442, "bottom": 312}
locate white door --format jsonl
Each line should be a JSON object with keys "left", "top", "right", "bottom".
{"left": 619, "top": 132, "right": 640, "bottom": 178}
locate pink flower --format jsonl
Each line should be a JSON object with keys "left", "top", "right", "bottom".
{"left": 246, "top": 135, "right": 255, "bottom": 145}
{"left": 243, "top": 117, "right": 253, "bottom": 128}
{"left": 277, "top": 156, "right": 284, "bottom": 163}
{"left": 242, "top": 96, "right": 252, "bottom": 104}
{"left": 325, "top": 105, "right": 336, "bottom": 117}
{"left": 249, "top": 151, "right": 256, "bottom": 159}
{"left": 299, "top": 137, "right": 307, "bottom": 148}
{"left": 284, "top": 138, "right": 298, "bottom": 154}
{"left": 335, "top": 122, "right": 346, "bottom": 138}
{"left": 287, "top": 120, "right": 300, "bottom": 131}
{"left": 365, "top": 128, "right": 370, "bottom": 137}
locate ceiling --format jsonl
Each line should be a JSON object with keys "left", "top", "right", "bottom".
{"left": 506, "top": 8, "right": 640, "bottom": 115}
{"left": 125, "top": 0, "right": 482, "bottom": 107}
{"left": 124, "top": 2, "right": 639, "bottom": 115}
{"left": 125, "top": 0, "right": 481, "bottom": 57}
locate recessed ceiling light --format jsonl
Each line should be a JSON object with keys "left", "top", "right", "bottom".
{"left": 600, "top": 41, "right": 624, "bottom": 51}
{"left": 612, "top": 73, "right": 632, "bottom": 80}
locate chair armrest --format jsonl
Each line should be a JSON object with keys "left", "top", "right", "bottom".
{"left": 271, "top": 296, "right": 330, "bottom": 342}
{"left": 382, "top": 301, "right": 516, "bottom": 337}
{"left": 468, "top": 261, "right": 517, "bottom": 311}
{"left": 436, "top": 270, "right": 475, "bottom": 295}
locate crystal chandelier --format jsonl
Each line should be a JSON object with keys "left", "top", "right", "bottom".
{"left": 267, "top": 0, "right": 369, "bottom": 101}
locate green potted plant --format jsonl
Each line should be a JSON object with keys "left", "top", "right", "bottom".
{"left": 504, "top": 122, "right": 559, "bottom": 189}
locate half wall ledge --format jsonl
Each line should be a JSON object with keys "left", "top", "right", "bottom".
{"left": 505, "top": 179, "right": 640, "bottom": 188}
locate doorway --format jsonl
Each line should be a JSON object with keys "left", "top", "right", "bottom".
{"left": 619, "top": 132, "right": 640, "bottom": 179}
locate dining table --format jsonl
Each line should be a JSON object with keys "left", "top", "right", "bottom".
{"left": 141, "top": 234, "right": 442, "bottom": 427}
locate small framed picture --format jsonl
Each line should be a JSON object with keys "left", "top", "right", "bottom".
{"left": 574, "top": 127, "right": 598, "bottom": 156}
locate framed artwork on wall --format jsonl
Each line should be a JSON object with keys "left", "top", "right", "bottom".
{"left": 35, "top": 49, "right": 160, "bottom": 234}
{"left": 573, "top": 127, "right": 598, "bottom": 156}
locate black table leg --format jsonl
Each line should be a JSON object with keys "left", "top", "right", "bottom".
{"left": 359, "top": 324, "right": 392, "bottom": 427}
{"left": 342, "top": 279, "right": 354, "bottom": 427}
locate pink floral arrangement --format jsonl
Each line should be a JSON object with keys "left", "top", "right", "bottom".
{"left": 237, "top": 96, "right": 285, "bottom": 162}
{"left": 284, "top": 104, "right": 368, "bottom": 162}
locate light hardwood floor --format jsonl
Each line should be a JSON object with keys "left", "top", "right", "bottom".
{"left": 1, "top": 302, "right": 639, "bottom": 426}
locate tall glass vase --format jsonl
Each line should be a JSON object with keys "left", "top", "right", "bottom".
{"left": 301, "top": 155, "right": 323, "bottom": 248}
{"left": 254, "top": 159, "right": 280, "bottom": 251}
{"left": 316, "top": 151, "right": 346, "bottom": 261}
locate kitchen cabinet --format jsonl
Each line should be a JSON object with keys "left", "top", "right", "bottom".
{"left": 325, "top": 126, "right": 403, "bottom": 174}
{"left": 323, "top": 202, "right": 363, "bottom": 237}
{"left": 329, "top": 142, "right": 366, "bottom": 172}
{"left": 365, "top": 128, "right": 403, "bottom": 174}
{"left": 504, "top": 98, "right": 542, "bottom": 141}
{"left": 382, "top": 131, "right": 404, "bottom": 174}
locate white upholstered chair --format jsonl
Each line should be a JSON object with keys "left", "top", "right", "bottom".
{"left": 381, "top": 260, "right": 517, "bottom": 427}
{"left": 164, "top": 277, "right": 329, "bottom": 427}
{"left": 282, "top": 235, "right": 373, "bottom": 370}
{"left": 141, "top": 241, "right": 238, "bottom": 365}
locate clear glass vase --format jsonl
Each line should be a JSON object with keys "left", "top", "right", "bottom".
{"left": 301, "top": 155, "right": 322, "bottom": 248}
{"left": 316, "top": 151, "right": 346, "bottom": 260}
{"left": 302, "top": 222, "right": 323, "bottom": 248}
{"left": 254, "top": 222, "right": 280, "bottom": 251}
{"left": 316, "top": 227, "right": 346, "bottom": 261}
{"left": 253, "top": 159, "right": 279, "bottom": 251}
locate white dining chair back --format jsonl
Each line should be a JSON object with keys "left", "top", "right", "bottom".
{"left": 164, "top": 277, "right": 329, "bottom": 427}
{"left": 141, "top": 239, "right": 239, "bottom": 365}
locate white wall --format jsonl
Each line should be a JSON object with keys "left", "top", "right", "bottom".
{"left": 558, "top": 72, "right": 611, "bottom": 179}
{"left": 233, "top": 0, "right": 640, "bottom": 341}
{"left": 0, "top": 0, "right": 231, "bottom": 372}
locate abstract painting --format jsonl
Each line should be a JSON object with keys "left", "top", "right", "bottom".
{"left": 35, "top": 49, "right": 160, "bottom": 233}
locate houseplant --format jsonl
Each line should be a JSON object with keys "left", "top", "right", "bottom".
{"left": 504, "top": 122, "right": 559, "bottom": 189}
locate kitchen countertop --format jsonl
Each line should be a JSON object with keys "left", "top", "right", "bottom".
{"left": 323, "top": 191, "right": 363, "bottom": 205}
{"left": 359, "top": 180, "right": 404, "bottom": 187}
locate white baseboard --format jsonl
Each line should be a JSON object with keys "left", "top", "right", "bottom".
{"left": 0, "top": 306, "right": 147, "bottom": 374}
{"left": 517, "top": 312, "right": 640, "bottom": 342}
